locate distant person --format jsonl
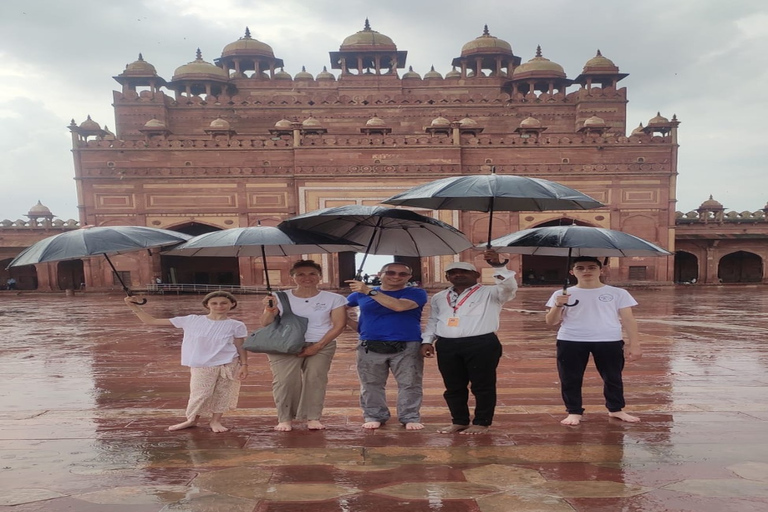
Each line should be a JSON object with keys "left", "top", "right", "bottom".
{"left": 346, "top": 263, "right": 428, "bottom": 430}
{"left": 422, "top": 250, "right": 518, "bottom": 435}
{"left": 260, "top": 260, "right": 347, "bottom": 431}
{"left": 6, "top": 277, "right": 17, "bottom": 290}
{"left": 545, "top": 257, "right": 642, "bottom": 426}
{"left": 124, "top": 291, "right": 248, "bottom": 432}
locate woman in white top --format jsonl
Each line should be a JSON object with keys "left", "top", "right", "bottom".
{"left": 260, "top": 260, "right": 347, "bottom": 431}
{"left": 125, "top": 291, "right": 248, "bottom": 433}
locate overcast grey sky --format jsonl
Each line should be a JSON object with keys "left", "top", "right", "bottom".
{"left": 1, "top": 0, "right": 766, "bottom": 221}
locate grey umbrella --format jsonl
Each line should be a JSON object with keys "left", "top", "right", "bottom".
{"left": 167, "top": 225, "right": 362, "bottom": 291}
{"left": 278, "top": 205, "right": 473, "bottom": 278}
{"left": 382, "top": 167, "right": 604, "bottom": 253}
{"left": 7, "top": 225, "right": 192, "bottom": 303}
{"left": 483, "top": 225, "right": 671, "bottom": 305}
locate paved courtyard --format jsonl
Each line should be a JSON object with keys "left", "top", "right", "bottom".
{"left": 1, "top": 286, "right": 767, "bottom": 511}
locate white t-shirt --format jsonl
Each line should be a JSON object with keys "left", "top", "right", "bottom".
{"left": 546, "top": 285, "right": 637, "bottom": 342}
{"left": 277, "top": 290, "right": 347, "bottom": 343}
{"left": 169, "top": 315, "right": 248, "bottom": 367}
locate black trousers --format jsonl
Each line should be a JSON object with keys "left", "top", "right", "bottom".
{"left": 435, "top": 333, "right": 502, "bottom": 426}
{"left": 556, "top": 340, "right": 626, "bottom": 415}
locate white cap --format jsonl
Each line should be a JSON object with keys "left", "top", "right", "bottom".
{"left": 445, "top": 262, "right": 478, "bottom": 272}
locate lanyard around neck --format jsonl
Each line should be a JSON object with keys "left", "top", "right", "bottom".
{"left": 447, "top": 284, "right": 481, "bottom": 314}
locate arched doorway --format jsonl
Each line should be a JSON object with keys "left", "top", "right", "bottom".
{"left": 521, "top": 218, "right": 594, "bottom": 286}
{"left": 674, "top": 251, "right": 698, "bottom": 283}
{"left": 57, "top": 260, "right": 85, "bottom": 290}
{"left": 0, "top": 258, "right": 39, "bottom": 290}
{"left": 160, "top": 223, "right": 240, "bottom": 285}
{"left": 718, "top": 251, "right": 763, "bottom": 283}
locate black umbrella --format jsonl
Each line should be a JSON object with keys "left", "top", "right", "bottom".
{"left": 7, "top": 225, "right": 192, "bottom": 303}
{"left": 278, "top": 205, "right": 473, "bottom": 279}
{"left": 484, "top": 225, "right": 671, "bottom": 305}
{"left": 167, "top": 225, "right": 362, "bottom": 291}
{"left": 382, "top": 167, "right": 604, "bottom": 258}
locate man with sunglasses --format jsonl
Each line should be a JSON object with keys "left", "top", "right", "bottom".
{"left": 421, "top": 249, "right": 518, "bottom": 435}
{"left": 545, "top": 257, "right": 642, "bottom": 426}
{"left": 346, "top": 263, "right": 428, "bottom": 430}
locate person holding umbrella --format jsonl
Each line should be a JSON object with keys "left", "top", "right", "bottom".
{"left": 124, "top": 291, "right": 249, "bottom": 433}
{"left": 422, "top": 249, "right": 518, "bottom": 435}
{"left": 544, "top": 257, "right": 642, "bottom": 426}
{"left": 260, "top": 260, "right": 347, "bottom": 432}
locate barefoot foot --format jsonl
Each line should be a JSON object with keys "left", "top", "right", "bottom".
{"left": 167, "top": 419, "right": 197, "bottom": 431}
{"left": 209, "top": 421, "right": 230, "bottom": 433}
{"left": 405, "top": 422, "right": 424, "bottom": 430}
{"left": 459, "top": 425, "right": 489, "bottom": 435}
{"left": 362, "top": 421, "right": 382, "bottom": 430}
{"left": 436, "top": 424, "right": 469, "bottom": 434}
{"left": 307, "top": 420, "right": 325, "bottom": 430}
{"left": 274, "top": 422, "right": 293, "bottom": 432}
{"left": 560, "top": 414, "right": 583, "bottom": 426}
{"left": 608, "top": 411, "right": 640, "bottom": 423}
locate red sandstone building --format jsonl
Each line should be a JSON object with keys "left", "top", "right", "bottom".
{"left": 2, "top": 22, "right": 766, "bottom": 291}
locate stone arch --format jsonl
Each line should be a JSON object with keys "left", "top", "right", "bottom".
{"left": 674, "top": 251, "right": 698, "bottom": 283}
{"left": 718, "top": 251, "right": 763, "bottom": 283}
{"left": 521, "top": 218, "right": 596, "bottom": 286}
{"left": 159, "top": 222, "right": 239, "bottom": 286}
{"left": 0, "top": 257, "right": 38, "bottom": 290}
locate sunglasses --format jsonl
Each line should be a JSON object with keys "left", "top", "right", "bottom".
{"left": 383, "top": 271, "right": 411, "bottom": 277}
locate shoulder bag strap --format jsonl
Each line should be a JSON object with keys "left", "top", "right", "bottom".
{"left": 274, "top": 290, "right": 294, "bottom": 317}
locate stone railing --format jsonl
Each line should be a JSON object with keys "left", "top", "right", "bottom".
{"left": 0, "top": 219, "right": 80, "bottom": 229}
{"left": 676, "top": 210, "right": 767, "bottom": 223}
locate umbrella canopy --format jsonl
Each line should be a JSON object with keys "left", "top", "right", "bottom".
{"left": 7, "top": 225, "right": 192, "bottom": 302}
{"left": 278, "top": 205, "right": 473, "bottom": 277}
{"left": 382, "top": 168, "right": 603, "bottom": 248}
{"left": 484, "top": 225, "right": 671, "bottom": 258}
{"left": 167, "top": 225, "right": 362, "bottom": 290}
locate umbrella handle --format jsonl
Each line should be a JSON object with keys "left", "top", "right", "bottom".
{"left": 563, "top": 299, "right": 579, "bottom": 307}
{"left": 485, "top": 258, "right": 509, "bottom": 266}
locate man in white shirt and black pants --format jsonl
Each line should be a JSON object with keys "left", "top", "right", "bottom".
{"left": 421, "top": 250, "right": 518, "bottom": 434}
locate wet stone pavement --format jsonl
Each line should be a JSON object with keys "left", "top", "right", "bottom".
{"left": 1, "top": 286, "right": 768, "bottom": 511}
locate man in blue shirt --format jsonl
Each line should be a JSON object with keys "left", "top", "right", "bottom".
{"left": 347, "top": 263, "right": 428, "bottom": 430}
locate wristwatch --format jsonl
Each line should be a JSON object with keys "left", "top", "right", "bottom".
{"left": 367, "top": 289, "right": 379, "bottom": 296}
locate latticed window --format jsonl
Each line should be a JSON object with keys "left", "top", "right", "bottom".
{"left": 628, "top": 266, "right": 647, "bottom": 280}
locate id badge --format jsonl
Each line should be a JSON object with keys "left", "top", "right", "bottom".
{"left": 447, "top": 317, "right": 460, "bottom": 327}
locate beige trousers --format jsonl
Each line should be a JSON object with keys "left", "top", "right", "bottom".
{"left": 185, "top": 360, "right": 241, "bottom": 420}
{"left": 267, "top": 341, "right": 336, "bottom": 422}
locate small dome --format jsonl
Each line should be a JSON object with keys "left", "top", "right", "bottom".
{"left": 461, "top": 25, "right": 513, "bottom": 56}
{"left": 648, "top": 112, "right": 669, "bottom": 125}
{"left": 28, "top": 200, "right": 52, "bottom": 216}
{"left": 445, "top": 67, "right": 461, "bottom": 79}
{"left": 173, "top": 49, "right": 228, "bottom": 81}
{"left": 430, "top": 116, "right": 450, "bottom": 127}
{"left": 209, "top": 118, "right": 230, "bottom": 130}
{"left": 80, "top": 115, "right": 101, "bottom": 130}
{"left": 582, "top": 49, "right": 619, "bottom": 74}
{"left": 519, "top": 116, "right": 542, "bottom": 128}
{"left": 294, "top": 66, "right": 314, "bottom": 80}
{"left": 221, "top": 27, "right": 275, "bottom": 59}
{"left": 143, "top": 118, "right": 166, "bottom": 128}
{"left": 273, "top": 68, "right": 292, "bottom": 80}
{"left": 302, "top": 116, "right": 322, "bottom": 127}
{"left": 583, "top": 115, "right": 606, "bottom": 128}
{"left": 316, "top": 66, "right": 336, "bottom": 81}
{"left": 340, "top": 19, "right": 397, "bottom": 51}
{"left": 402, "top": 66, "right": 421, "bottom": 79}
{"left": 366, "top": 116, "right": 386, "bottom": 127}
{"left": 699, "top": 195, "right": 724, "bottom": 210}
{"left": 459, "top": 117, "right": 478, "bottom": 127}
{"left": 512, "top": 46, "right": 566, "bottom": 79}
{"left": 424, "top": 66, "right": 443, "bottom": 79}
{"left": 631, "top": 122, "right": 644, "bottom": 135}
{"left": 122, "top": 53, "right": 157, "bottom": 76}
{"left": 275, "top": 119, "right": 292, "bottom": 128}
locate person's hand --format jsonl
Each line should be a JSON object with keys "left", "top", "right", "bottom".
{"left": 262, "top": 294, "right": 278, "bottom": 312}
{"left": 238, "top": 365, "right": 249, "bottom": 380}
{"left": 554, "top": 294, "right": 571, "bottom": 308}
{"left": 420, "top": 344, "right": 434, "bottom": 358}
{"left": 625, "top": 344, "right": 642, "bottom": 362}
{"left": 124, "top": 296, "right": 144, "bottom": 306}
{"left": 298, "top": 344, "right": 320, "bottom": 358}
{"left": 483, "top": 249, "right": 508, "bottom": 267}
{"left": 345, "top": 279, "right": 370, "bottom": 295}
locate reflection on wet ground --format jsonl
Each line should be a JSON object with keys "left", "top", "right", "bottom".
{"left": 1, "top": 286, "right": 767, "bottom": 511}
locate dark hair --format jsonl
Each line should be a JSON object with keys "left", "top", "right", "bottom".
{"left": 290, "top": 259, "right": 323, "bottom": 275}
{"left": 380, "top": 262, "right": 412, "bottom": 274}
{"left": 571, "top": 257, "right": 602, "bottom": 268}
{"left": 202, "top": 291, "right": 237, "bottom": 309}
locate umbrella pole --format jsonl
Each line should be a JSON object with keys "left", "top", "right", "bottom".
{"left": 484, "top": 198, "right": 509, "bottom": 265}
{"left": 104, "top": 254, "right": 146, "bottom": 305}
{"left": 355, "top": 218, "right": 383, "bottom": 280}
{"left": 563, "top": 247, "right": 579, "bottom": 307}
{"left": 260, "top": 245, "right": 274, "bottom": 307}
